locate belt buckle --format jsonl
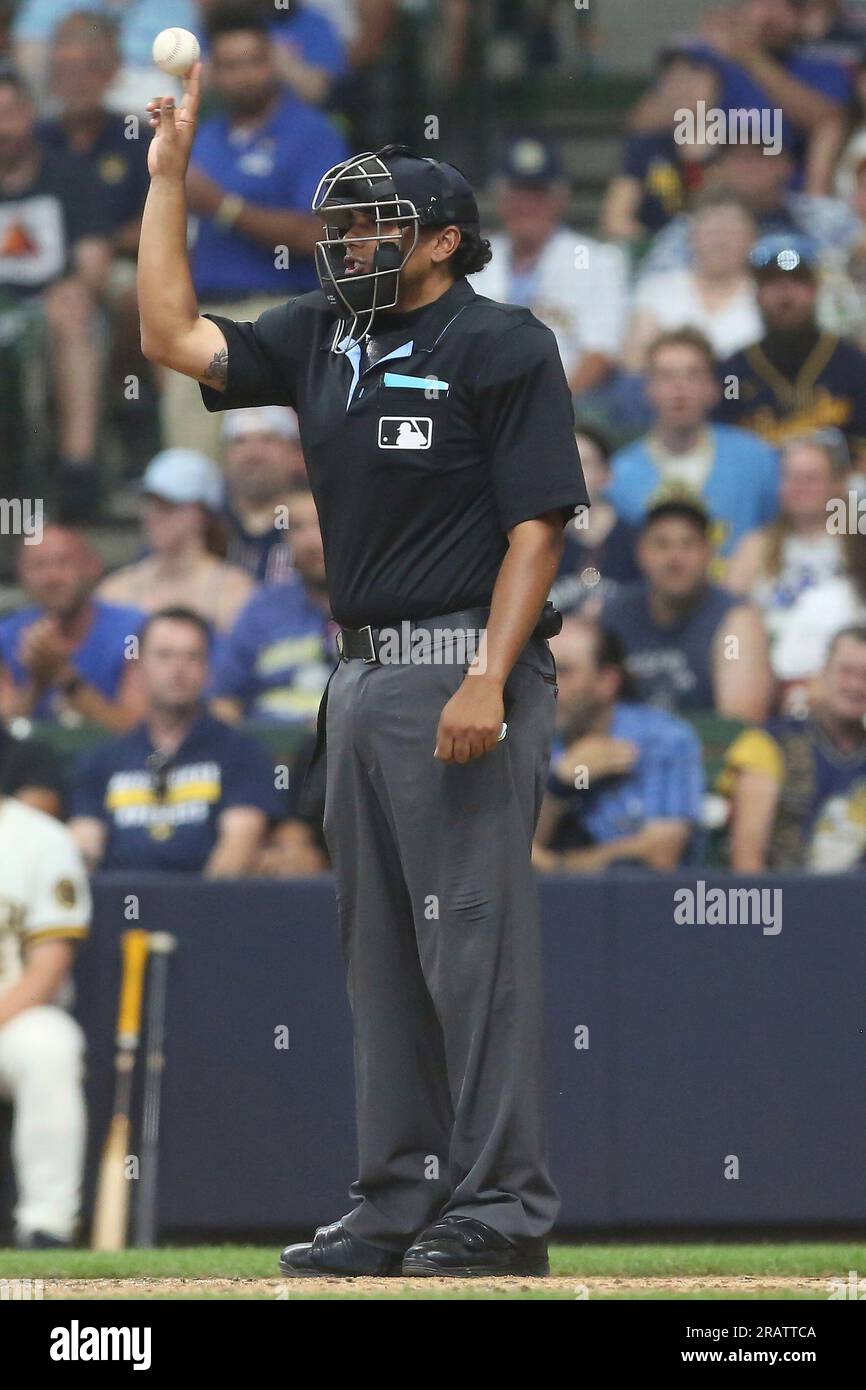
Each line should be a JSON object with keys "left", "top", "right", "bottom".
{"left": 359, "top": 624, "right": 378, "bottom": 663}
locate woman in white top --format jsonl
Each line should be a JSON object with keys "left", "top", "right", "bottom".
{"left": 728, "top": 430, "right": 856, "bottom": 675}
{"left": 98, "top": 449, "right": 255, "bottom": 634}
{"left": 725, "top": 431, "right": 848, "bottom": 673}
{"left": 772, "top": 527, "right": 866, "bottom": 684}
{"left": 624, "top": 192, "right": 762, "bottom": 372}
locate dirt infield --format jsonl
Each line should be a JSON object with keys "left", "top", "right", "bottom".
{"left": 39, "top": 1275, "right": 833, "bottom": 1299}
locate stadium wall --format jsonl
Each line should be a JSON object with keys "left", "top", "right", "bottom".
{"left": 71, "top": 874, "right": 866, "bottom": 1237}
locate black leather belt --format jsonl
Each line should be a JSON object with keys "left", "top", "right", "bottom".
{"left": 337, "top": 607, "right": 491, "bottom": 663}
{"left": 336, "top": 601, "right": 562, "bottom": 663}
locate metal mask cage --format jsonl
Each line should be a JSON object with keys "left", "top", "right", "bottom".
{"left": 312, "top": 153, "right": 422, "bottom": 352}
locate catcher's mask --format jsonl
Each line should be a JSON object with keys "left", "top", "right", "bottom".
{"left": 311, "top": 143, "right": 480, "bottom": 353}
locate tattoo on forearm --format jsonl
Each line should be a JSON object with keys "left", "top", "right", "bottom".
{"left": 202, "top": 348, "right": 228, "bottom": 384}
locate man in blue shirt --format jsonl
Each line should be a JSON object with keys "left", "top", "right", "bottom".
{"left": 162, "top": 5, "right": 348, "bottom": 455}
{"left": 0, "top": 527, "right": 143, "bottom": 730}
{"left": 212, "top": 485, "right": 337, "bottom": 724}
{"left": 69, "top": 607, "right": 286, "bottom": 874}
{"left": 532, "top": 617, "right": 704, "bottom": 873}
{"left": 188, "top": 8, "right": 348, "bottom": 301}
{"left": 608, "top": 328, "right": 779, "bottom": 565}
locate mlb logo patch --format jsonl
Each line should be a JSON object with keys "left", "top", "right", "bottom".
{"left": 378, "top": 416, "right": 433, "bottom": 450}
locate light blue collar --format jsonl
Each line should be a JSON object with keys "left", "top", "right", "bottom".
{"left": 339, "top": 337, "right": 415, "bottom": 408}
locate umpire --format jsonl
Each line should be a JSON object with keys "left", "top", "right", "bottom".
{"left": 139, "top": 67, "right": 588, "bottom": 1278}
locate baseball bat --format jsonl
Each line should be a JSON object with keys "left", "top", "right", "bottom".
{"left": 133, "top": 931, "right": 177, "bottom": 1248}
{"left": 91, "top": 928, "right": 151, "bottom": 1251}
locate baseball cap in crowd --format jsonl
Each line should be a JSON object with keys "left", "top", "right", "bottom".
{"left": 139, "top": 449, "right": 225, "bottom": 511}
{"left": 500, "top": 136, "right": 564, "bottom": 187}
{"left": 221, "top": 406, "right": 300, "bottom": 443}
{"left": 748, "top": 233, "right": 819, "bottom": 278}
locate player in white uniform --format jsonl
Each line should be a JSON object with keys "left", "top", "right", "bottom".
{"left": 0, "top": 797, "right": 90, "bottom": 1246}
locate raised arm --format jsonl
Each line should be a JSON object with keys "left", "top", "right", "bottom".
{"left": 137, "top": 63, "right": 229, "bottom": 388}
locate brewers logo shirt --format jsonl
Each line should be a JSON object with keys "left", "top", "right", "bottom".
{"left": 38, "top": 114, "right": 150, "bottom": 234}
{"left": 70, "top": 713, "right": 286, "bottom": 872}
{"left": 0, "top": 798, "right": 90, "bottom": 1001}
{"left": 715, "top": 330, "right": 866, "bottom": 452}
{"left": 200, "top": 278, "right": 589, "bottom": 627}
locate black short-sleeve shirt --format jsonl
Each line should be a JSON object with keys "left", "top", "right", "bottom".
{"left": 201, "top": 277, "right": 588, "bottom": 627}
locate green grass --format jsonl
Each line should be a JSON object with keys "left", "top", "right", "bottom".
{"left": 1, "top": 1241, "right": 862, "bottom": 1282}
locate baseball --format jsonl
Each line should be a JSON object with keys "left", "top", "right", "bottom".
{"left": 152, "top": 27, "right": 200, "bottom": 77}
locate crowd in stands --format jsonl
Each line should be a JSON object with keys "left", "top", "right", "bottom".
{"left": 3, "top": 0, "right": 866, "bottom": 878}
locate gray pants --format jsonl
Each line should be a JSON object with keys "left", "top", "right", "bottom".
{"left": 321, "top": 617, "right": 560, "bottom": 1249}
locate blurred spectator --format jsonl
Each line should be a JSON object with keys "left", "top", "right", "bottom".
{"left": 222, "top": 405, "right": 306, "bottom": 584}
{"left": 623, "top": 193, "right": 763, "bottom": 370}
{"left": 199, "top": 0, "right": 349, "bottom": 106}
{"left": 0, "top": 795, "right": 89, "bottom": 1248}
{"left": 0, "top": 527, "right": 144, "bottom": 730}
{"left": 211, "top": 485, "right": 335, "bottom": 725}
{"left": 602, "top": 48, "right": 722, "bottom": 244}
{"left": 638, "top": 143, "right": 860, "bottom": 282}
{"left": 0, "top": 719, "right": 64, "bottom": 816}
{"left": 12, "top": 0, "right": 201, "bottom": 114}
{"left": 608, "top": 330, "right": 779, "bottom": 562}
{"left": 717, "top": 232, "right": 866, "bottom": 452}
{"left": 725, "top": 624, "right": 866, "bottom": 869}
{"left": 161, "top": 4, "right": 347, "bottom": 455}
{"left": 648, "top": 1, "right": 855, "bottom": 191}
{"left": 819, "top": 129, "right": 866, "bottom": 345}
{"left": 531, "top": 618, "right": 704, "bottom": 874}
{"left": 307, "top": 0, "right": 397, "bottom": 149}
{"left": 97, "top": 449, "right": 255, "bottom": 634}
{"left": 471, "top": 136, "right": 628, "bottom": 396}
{"left": 797, "top": 0, "right": 866, "bottom": 66}
{"left": 69, "top": 607, "right": 284, "bottom": 875}
{"left": 602, "top": 498, "right": 774, "bottom": 720}
{"left": 550, "top": 425, "right": 640, "bottom": 615}
{"left": 40, "top": 14, "right": 148, "bottom": 252}
{"left": 0, "top": 65, "right": 111, "bottom": 520}
{"left": 39, "top": 13, "right": 156, "bottom": 469}
{"left": 258, "top": 0, "right": 348, "bottom": 105}
{"left": 726, "top": 430, "right": 847, "bottom": 667}
{"left": 772, "top": 523, "right": 866, "bottom": 680}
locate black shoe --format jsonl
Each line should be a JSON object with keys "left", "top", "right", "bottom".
{"left": 279, "top": 1220, "right": 404, "bottom": 1277}
{"left": 402, "top": 1216, "right": 549, "bottom": 1277}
